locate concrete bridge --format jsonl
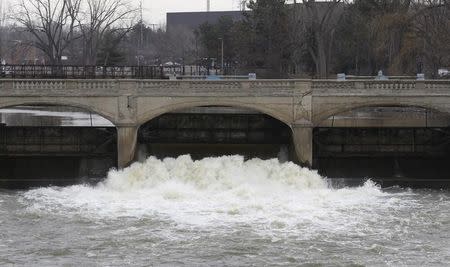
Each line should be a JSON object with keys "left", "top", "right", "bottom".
{"left": 1, "top": 79, "right": 449, "bottom": 168}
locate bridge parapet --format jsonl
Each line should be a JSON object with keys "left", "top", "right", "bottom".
{"left": 0, "top": 79, "right": 304, "bottom": 97}
{"left": 423, "top": 80, "right": 450, "bottom": 91}
{"left": 312, "top": 79, "right": 450, "bottom": 96}
{"left": 0, "top": 79, "right": 448, "bottom": 96}
{"left": 136, "top": 80, "right": 301, "bottom": 97}
{"left": 362, "top": 80, "right": 416, "bottom": 90}
{"left": 13, "top": 80, "right": 67, "bottom": 91}
{"left": 0, "top": 80, "right": 122, "bottom": 96}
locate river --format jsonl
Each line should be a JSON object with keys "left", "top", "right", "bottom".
{"left": 1, "top": 155, "right": 449, "bottom": 266}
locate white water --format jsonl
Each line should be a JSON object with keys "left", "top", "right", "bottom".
{"left": 23, "top": 156, "right": 406, "bottom": 233}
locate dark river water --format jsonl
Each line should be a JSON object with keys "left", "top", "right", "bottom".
{"left": 1, "top": 156, "right": 450, "bottom": 266}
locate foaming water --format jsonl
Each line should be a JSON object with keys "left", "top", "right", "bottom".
{"left": 3, "top": 156, "right": 449, "bottom": 266}
{"left": 23, "top": 156, "right": 398, "bottom": 229}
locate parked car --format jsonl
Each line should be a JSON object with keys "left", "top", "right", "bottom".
{"left": 0, "top": 65, "right": 13, "bottom": 77}
{"left": 438, "top": 68, "right": 449, "bottom": 78}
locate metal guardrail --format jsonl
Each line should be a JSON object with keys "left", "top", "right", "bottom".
{"left": 0, "top": 65, "right": 166, "bottom": 79}
{"left": 1, "top": 66, "right": 449, "bottom": 82}
{"left": 174, "top": 75, "right": 251, "bottom": 80}
{"left": 345, "top": 75, "right": 418, "bottom": 80}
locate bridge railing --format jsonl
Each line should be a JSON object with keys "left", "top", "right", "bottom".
{"left": 0, "top": 78, "right": 448, "bottom": 96}
{"left": 0, "top": 65, "right": 166, "bottom": 79}
{"left": 345, "top": 75, "right": 417, "bottom": 80}
{"left": 311, "top": 79, "right": 450, "bottom": 94}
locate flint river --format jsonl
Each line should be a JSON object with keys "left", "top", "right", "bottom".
{"left": 1, "top": 155, "right": 450, "bottom": 266}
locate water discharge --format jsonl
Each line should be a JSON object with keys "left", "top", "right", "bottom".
{"left": 2, "top": 155, "right": 450, "bottom": 266}
{"left": 24, "top": 156, "right": 379, "bottom": 226}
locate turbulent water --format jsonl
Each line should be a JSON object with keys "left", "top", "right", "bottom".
{"left": 1, "top": 155, "right": 450, "bottom": 266}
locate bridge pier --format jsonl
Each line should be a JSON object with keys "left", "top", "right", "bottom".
{"left": 117, "top": 126, "right": 139, "bottom": 169}
{"left": 292, "top": 122, "right": 314, "bottom": 168}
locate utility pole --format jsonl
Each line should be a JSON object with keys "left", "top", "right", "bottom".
{"left": 0, "top": 0, "right": 3, "bottom": 27}
{"left": 139, "top": 0, "right": 144, "bottom": 48}
{"left": 149, "top": 24, "right": 158, "bottom": 31}
{"left": 0, "top": 0, "right": 4, "bottom": 59}
{"left": 207, "top": 0, "right": 211, "bottom": 12}
{"left": 137, "top": 0, "right": 144, "bottom": 67}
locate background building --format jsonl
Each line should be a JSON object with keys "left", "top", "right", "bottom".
{"left": 167, "top": 11, "right": 244, "bottom": 32}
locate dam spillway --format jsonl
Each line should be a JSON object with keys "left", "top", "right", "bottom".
{"left": 1, "top": 105, "right": 449, "bottom": 188}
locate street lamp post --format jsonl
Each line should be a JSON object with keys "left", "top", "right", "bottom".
{"left": 218, "top": 37, "right": 224, "bottom": 75}
{"left": 136, "top": 55, "right": 144, "bottom": 67}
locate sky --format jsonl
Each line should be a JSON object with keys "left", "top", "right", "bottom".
{"left": 0, "top": 0, "right": 243, "bottom": 26}
{"left": 139, "top": 0, "right": 243, "bottom": 25}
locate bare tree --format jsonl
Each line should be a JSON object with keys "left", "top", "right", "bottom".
{"left": 78, "top": 0, "right": 137, "bottom": 65}
{"left": 413, "top": 0, "right": 450, "bottom": 76}
{"left": 298, "top": 0, "right": 345, "bottom": 78}
{"left": 239, "top": 0, "right": 249, "bottom": 10}
{"left": 14, "top": 0, "right": 81, "bottom": 65}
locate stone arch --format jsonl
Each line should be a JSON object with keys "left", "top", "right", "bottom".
{"left": 134, "top": 99, "right": 317, "bottom": 166}
{"left": 313, "top": 101, "right": 450, "bottom": 126}
{"left": 0, "top": 99, "right": 117, "bottom": 126}
{"left": 134, "top": 100, "right": 303, "bottom": 164}
{"left": 137, "top": 100, "right": 293, "bottom": 128}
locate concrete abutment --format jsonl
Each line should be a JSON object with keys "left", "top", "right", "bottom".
{"left": 292, "top": 122, "right": 314, "bottom": 167}
{"left": 117, "top": 126, "right": 139, "bottom": 168}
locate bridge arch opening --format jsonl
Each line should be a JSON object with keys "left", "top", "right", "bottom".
{"left": 316, "top": 104, "right": 450, "bottom": 127}
{"left": 136, "top": 106, "right": 297, "bottom": 162}
{"left": 0, "top": 99, "right": 118, "bottom": 125}
{"left": 314, "top": 105, "right": 450, "bottom": 186}
{"left": 0, "top": 105, "right": 117, "bottom": 189}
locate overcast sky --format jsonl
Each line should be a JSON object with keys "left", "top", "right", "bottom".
{"left": 1, "top": 1, "right": 297, "bottom": 27}
{"left": 0, "top": 0, "right": 242, "bottom": 26}
{"left": 142, "top": 0, "right": 243, "bottom": 25}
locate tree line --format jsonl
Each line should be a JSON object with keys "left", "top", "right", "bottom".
{"left": 197, "top": 0, "right": 450, "bottom": 78}
{"left": 0, "top": 0, "right": 195, "bottom": 67}
{"left": 0, "top": 0, "right": 448, "bottom": 79}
